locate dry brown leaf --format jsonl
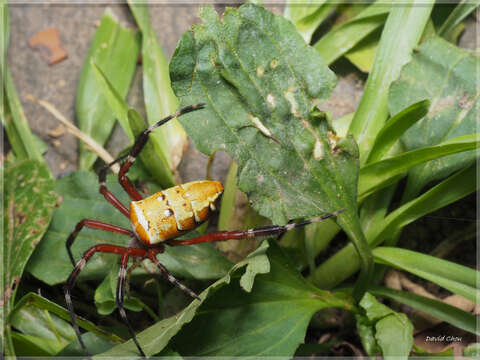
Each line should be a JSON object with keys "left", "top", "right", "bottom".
{"left": 28, "top": 27, "right": 68, "bottom": 65}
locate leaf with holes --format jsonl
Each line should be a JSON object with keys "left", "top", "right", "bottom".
{"left": 170, "top": 4, "right": 359, "bottom": 227}
{"left": 3, "top": 160, "right": 57, "bottom": 356}
{"left": 27, "top": 171, "right": 231, "bottom": 285}
{"left": 389, "top": 36, "right": 479, "bottom": 199}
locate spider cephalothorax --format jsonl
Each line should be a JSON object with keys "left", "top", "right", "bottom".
{"left": 63, "top": 103, "right": 343, "bottom": 357}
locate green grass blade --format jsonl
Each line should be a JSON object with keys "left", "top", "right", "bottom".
{"left": 127, "top": 1, "right": 187, "bottom": 172}
{"left": 358, "top": 134, "right": 479, "bottom": 201}
{"left": 438, "top": 0, "right": 479, "bottom": 41}
{"left": 76, "top": 9, "right": 140, "bottom": 170}
{"left": 284, "top": 0, "right": 337, "bottom": 44}
{"left": 370, "top": 287, "right": 478, "bottom": 335}
{"left": 373, "top": 247, "right": 479, "bottom": 303}
{"left": 128, "top": 109, "right": 176, "bottom": 187}
{"left": 91, "top": 63, "right": 133, "bottom": 141}
{"left": 348, "top": 0, "right": 433, "bottom": 164}
{"left": 366, "top": 99, "right": 430, "bottom": 164}
{"left": 2, "top": 66, "right": 47, "bottom": 164}
{"left": 310, "top": 163, "right": 477, "bottom": 289}
{"left": 91, "top": 61, "right": 175, "bottom": 187}
{"left": 313, "top": 2, "right": 389, "bottom": 65}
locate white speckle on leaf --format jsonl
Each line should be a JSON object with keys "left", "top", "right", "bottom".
{"left": 101, "top": 42, "right": 108, "bottom": 49}
{"left": 250, "top": 115, "right": 272, "bottom": 137}
{"left": 256, "top": 65, "right": 265, "bottom": 77}
{"left": 284, "top": 86, "right": 300, "bottom": 117}
{"left": 313, "top": 140, "right": 324, "bottom": 160}
{"left": 257, "top": 175, "right": 264, "bottom": 184}
{"left": 267, "top": 94, "right": 275, "bottom": 108}
{"left": 270, "top": 59, "right": 278, "bottom": 68}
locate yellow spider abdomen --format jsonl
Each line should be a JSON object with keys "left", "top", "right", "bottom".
{"left": 130, "top": 180, "right": 223, "bottom": 245}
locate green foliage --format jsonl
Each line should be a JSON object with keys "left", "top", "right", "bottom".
{"left": 170, "top": 2, "right": 373, "bottom": 299}
{"left": 349, "top": 1, "right": 434, "bottom": 163}
{"left": 92, "top": 63, "right": 175, "bottom": 187}
{"left": 3, "top": 2, "right": 478, "bottom": 358}
{"left": 3, "top": 161, "right": 57, "bottom": 355}
{"left": 373, "top": 247, "right": 479, "bottom": 303}
{"left": 390, "top": 36, "right": 479, "bottom": 200}
{"left": 370, "top": 287, "right": 478, "bottom": 335}
{"left": 99, "top": 241, "right": 354, "bottom": 357}
{"left": 1, "top": 1, "right": 47, "bottom": 165}
{"left": 313, "top": 2, "right": 389, "bottom": 65}
{"left": 27, "top": 171, "right": 231, "bottom": 285}
{"left": 357, "top": 293, "right": 413, "bottom": 359}
{"left": 76, "top": 9, "right": 140, "bottom": 170}
{"left": 127, "top": 0, "right": 187, "bottom": 172}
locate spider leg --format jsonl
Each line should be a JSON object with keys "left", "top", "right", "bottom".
{"left": 147, "top": 249, "right": 200, "bottom": 300}
{"left": 117, "top": 251, "right": 147, "bottom": 357}
{"left": 65, "top": 219, "right": 134, "bottom": 266}
{"left": 166, "top": 209, "right": 345, "bottom": 246}
{"left": 64, "top": 245, "right": 147, "bottom": 357}
{"left": 95, "top": 166, "right": 130, "bottom": 217}
{"left": 101, "top": 103, "right": 206, "bottom": 201}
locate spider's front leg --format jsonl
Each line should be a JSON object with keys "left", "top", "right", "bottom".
{"left": 100, "top": 103, "right": 206, "bottom": 202}
{"left": 165, "top": 209, "right": 345, "bottom": 246}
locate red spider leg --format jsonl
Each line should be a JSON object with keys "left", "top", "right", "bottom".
{"left": 64, "top": 244, "right": 147, "bottom": 357}
{"left": 166, "top": 209, "right": 345, "bottom": 247}
{"left": 147, "top": 249, "right": 200, "bottom": 300}
{"left": 65, "top": 219, "right": 134, "bottom": 266}
{"left": 113, "top": 103, "right": 206, "bottom": 201}
{"left": 93, "top": 161, "right": 131, "bottom": 217}
{"left": 100, "top": 155, "right": 143, "bottom": 202}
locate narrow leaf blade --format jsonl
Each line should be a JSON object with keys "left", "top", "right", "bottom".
{"left": 373, "top": 247, "right": 479, "bottom": 303}
{"left": 76, "top": 9, "right": 139, "bottom": 170}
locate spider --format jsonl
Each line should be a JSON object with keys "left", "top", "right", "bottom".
{"left": 63, "top": 103, "right": 344, "bottom": 357}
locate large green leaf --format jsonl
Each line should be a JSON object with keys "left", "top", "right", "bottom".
{"left": 27, "top": 171, "right": 231, "bottom": 285}
{"left": 76, "top": 9, "right": 139, "bottom": 170}
{"left": 127, "top": 1, "right": 187, "bottom": 172}
{"left": 170, "top": 4, "right": 373, "bottom": 299}
{"left": 3, "top": 160, "right": 57, "bottom": 356}
{"left": 98, "top": 241, "right": 354, "bottom": 357}
{"left": 171, "top": 3, "right": 345, "bottom": 223}
{"left": 389, "top": 36, "right": 479, "bottom": 199}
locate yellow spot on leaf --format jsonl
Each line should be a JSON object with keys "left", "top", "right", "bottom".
{"left": 256, "top": 65, "right": 265, "bottom": 77}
